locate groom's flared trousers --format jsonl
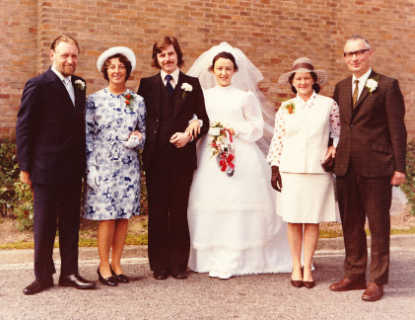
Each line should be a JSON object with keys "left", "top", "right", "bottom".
{"left": 336, "top": 166, "right": 391, "bottom": 285}
{"left": 32, "top": 182, "right": 81, "bottom": 282}
{"left": 146, "top": 158, "right": 193, "bottom": 275}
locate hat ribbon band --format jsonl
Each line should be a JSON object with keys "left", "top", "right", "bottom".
{"left": 292, "top": 62, "right": 314, "bottom": 71}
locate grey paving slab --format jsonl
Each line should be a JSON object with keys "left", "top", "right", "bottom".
{"left": 0, "top": 236, "right": 414, "bottom": 320}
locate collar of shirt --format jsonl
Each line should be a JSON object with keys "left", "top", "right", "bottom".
{"left": 352, "top": 68, "right": 372, "bottom": 97}
{"left": 160, "top": 68, "right": 180, "bottom": 89}
{"left": 295, "top": 91, "right": 317, "bottom": 109}
{"left": 51, "top": 65, "right": 75, "bottom": 105}
{"left": 51, "top": 65, "right": 72, "bottom": 84}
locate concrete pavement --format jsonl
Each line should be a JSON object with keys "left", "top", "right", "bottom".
{"left": 1, "top": 236, "right": 415, "bottom": 320}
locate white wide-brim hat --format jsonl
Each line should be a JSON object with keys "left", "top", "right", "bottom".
{"left": 96, "top": 46, "right": 136, "bottom": 72}
{"left": 278, "top": 57, "right": 328, "bottom": 85}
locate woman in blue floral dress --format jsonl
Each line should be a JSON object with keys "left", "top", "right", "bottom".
{"left": 84, "top": 47, "right": 146, "bottom": 286}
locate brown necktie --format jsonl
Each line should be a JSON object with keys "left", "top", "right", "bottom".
{"left": 352, "top": 79, "right": 359, "bottom": 107}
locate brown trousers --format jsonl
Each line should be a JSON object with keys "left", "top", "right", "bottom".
{"left": 336, "top": 167, "right": 392, "bottom": 285}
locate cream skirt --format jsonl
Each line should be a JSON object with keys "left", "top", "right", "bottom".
{"left": 276, "top": 172, "right": 339, "bottom": 223}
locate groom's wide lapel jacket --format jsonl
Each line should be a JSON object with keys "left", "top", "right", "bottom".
{"left": 333, "top": 70, "right": 406, "bottom": 177}
{"left": 138, "top": 71, "right": 209, "bottom": 172}
{"left": 16, "top": 68, "right": 86, "bottom": 185}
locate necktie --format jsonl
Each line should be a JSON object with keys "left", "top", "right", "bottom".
{"left": 352, "top": 79, "right": 359, "bottom": 107}
{"left": 63, "top": 78, "right": 75, "bottom": 105}
{"left": 165, "top": 74, "right": 174, "bottom": 95}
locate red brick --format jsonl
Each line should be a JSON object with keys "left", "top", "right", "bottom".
{"left": 0, "top": 0, "right": 414, "bottom": 141}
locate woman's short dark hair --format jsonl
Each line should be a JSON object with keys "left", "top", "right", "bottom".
{"left": 288, "top": 71, "right": 320, "bottom": 94}
{"left": 152, "top": 36, "right": 184, "bottom": 68}
{"left": 209, "top": 51, "right": 238, "bottom": 71}
{"left": 101, "top": 54, "right": 132, "bottom": 81}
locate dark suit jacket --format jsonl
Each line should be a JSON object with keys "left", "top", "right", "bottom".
{"left": 138, "top": 71, "right": 209, "bottom": 172}
{"left": 333, "top": 71, "right": 406, "bottom": 177}
{"left": 16, "top": 68, "right": 86, "bottom": 185}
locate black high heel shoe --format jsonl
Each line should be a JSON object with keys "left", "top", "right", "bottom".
{"left": 290, "top": 268, "right": 303, "bottom": 288}
{"left": 110, "top": 266, "right": 129, "bottom": 283}
{"left": 97, "top": 268, "right": 118, "bottom": 286}
{"left": 303, "top": 280, "right": 316, "bottom": 289}
{"left": 302, "top": 267, "right": 315, "bottom": 289}
{"left": 290, "top": 279, "right": 304, "bottom": 288}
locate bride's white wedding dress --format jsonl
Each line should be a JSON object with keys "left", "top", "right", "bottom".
{"left": 187, "top": 85, "right": 292, "bottom": 279}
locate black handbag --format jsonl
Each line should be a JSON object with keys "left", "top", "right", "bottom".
{"left": 321, "top": 156, "right": 335, "bottom": 172}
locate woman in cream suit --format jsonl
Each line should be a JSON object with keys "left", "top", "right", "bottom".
{"left": 267, "top": 57, "right": 340, "bottom": 288}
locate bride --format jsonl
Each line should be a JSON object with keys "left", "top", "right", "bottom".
{"left": 186, "top": 43, "right": 292, "bottom": 279}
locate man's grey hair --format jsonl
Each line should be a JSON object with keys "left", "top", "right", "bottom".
{"left": 345, "top": 35, "right": 371, "bottom": 49}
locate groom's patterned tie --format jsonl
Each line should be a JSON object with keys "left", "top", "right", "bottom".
{"left": 165, "top": 74, "right": 174, "bottom": 95}
{"left": 352, "top": 79, "right": 359, "bottom": 107}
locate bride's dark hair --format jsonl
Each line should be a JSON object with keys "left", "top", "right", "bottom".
{"left": 209, "top": 51, "right": 239, "bottom": 71}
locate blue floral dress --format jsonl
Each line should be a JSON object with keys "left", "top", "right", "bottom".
{"left": 84, "top": 88, "right": 146, "bottom": 220}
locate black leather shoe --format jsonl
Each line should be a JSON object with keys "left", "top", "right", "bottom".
{"left": 111, "top": 267, "right": 129, "bottom": 283}
{"left": 171, "top": 271, "right": 188, "bottom": 279}
{"left": 97, "top": 268, "right": 118, "bottom": 286}
{"left": 59, "top": 274, "right": 96, "bottom": 289}
{"left": 23, "top": 279, "right": 53, "bottom": 295}
{"left": 153, "top": 271, "right": 169, "bottom": 280}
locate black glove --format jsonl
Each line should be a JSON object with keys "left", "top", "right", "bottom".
{"left": 271, "top": 166, "right": 282, "bottom": 192}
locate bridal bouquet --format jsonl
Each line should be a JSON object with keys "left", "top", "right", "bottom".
{"left": 209, "top": 122, "right": 235, "bottom": 177}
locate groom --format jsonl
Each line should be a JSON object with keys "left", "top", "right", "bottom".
{"left": 16, "top": 34, "right": 95, "bottom": 295}
{"left": 138, "top": 36, "right": 209, "bottom": 279}
{"left": 330, "top": 35, "right": 407, "bottom": 301}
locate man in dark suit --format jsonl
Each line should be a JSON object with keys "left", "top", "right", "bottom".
{"left": 329, "top": 35, "right": 407, "bottom": 301}
{"left": 138, "top": 36, "right": 209, "bottom": 280}
{"left": 16, "top": 34, "right": 95, "bottom": 295}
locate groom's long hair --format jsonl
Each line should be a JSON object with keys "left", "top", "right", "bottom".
{"left": 151, "top": 36, "right": 184, "bottom": 69}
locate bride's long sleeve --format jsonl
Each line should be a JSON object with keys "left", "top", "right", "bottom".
{"left": 232, "top": 92, "right": 264, "bottom": 142}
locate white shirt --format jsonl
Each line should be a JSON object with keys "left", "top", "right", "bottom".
{"left": 160, "top": 68, "right": 180, "bottom": 89}
{"left": 51, "top": 66, "right": 75, "bottom": 105}
{"left": 352, "top": 68, "right": 372, "bottom": 102}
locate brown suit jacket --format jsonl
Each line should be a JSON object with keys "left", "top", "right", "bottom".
{"left": 333, "top": 71, "right": 406, "bottom": 177}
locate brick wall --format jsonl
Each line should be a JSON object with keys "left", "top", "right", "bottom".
{"left": 1, "top": 0, "right": 414, "bottom": 139}
{"left": 0, "top": 0, "right": 37, "bottom": 138}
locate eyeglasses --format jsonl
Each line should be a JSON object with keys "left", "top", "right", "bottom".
{"left": 343, "top": 49, "right": 370, "bottom": 58}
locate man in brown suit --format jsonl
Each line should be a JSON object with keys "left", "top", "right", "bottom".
{"left": 329, "top": 35, "right": 407, "bottom": 301}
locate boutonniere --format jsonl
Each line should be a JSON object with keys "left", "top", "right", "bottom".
{"left": 181, "top": 82, "right": 193, "bottom": 98}
{"left": 123, "top": 93, "right": 134, "bottom": 110}
{"left": 285, "top": 102, "right": 295, "bottom": 114}
{"left": 366, "top": 78, "right": 378, "bottom": 94}
{"left": 74, "top": 79, "right": 86, "bottom": 90}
